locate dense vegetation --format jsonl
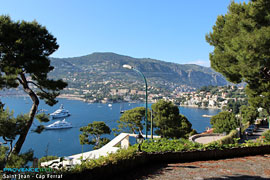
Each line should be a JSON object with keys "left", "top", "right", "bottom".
{"left": 206, "top": 0, "right": 270, "bottom": 117}
{"left": 79, "top": 121, "right": 111, "bottom": 150}
{"left": 210, "top": 112, "right": 238, "bottom": 134}
{"left": 151, "top": 100, "right": 195, "bottom": 138}
{"left": 0, "top": 15, "right": 67, "bottom": 168}
{"left": 113, "top": 100, "right": 195, "bottom": 139}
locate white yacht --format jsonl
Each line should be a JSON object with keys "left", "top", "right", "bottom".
{"left": 45, "top": 119, "right": 72, "bottom": 130}
{"left": 50, "top": 104, "right": 71, "bottom": 119}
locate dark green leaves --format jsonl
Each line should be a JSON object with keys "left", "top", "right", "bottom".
{"left": 151, "top": 100, "right": 193, "bottom": 138}
{"left": 210, "top": 111, "right": 238, "bottom": 134}
{"left": 0, "top": 108, "right": 28, "bottom": 140}
{"left": 0, "top": 15, "right": 67, "bottom": 106}
{"left": 79, "top": 121, "right": 111, "bottom": 149}
{"left": 206, "top": 0, "right": 270, "bottom": 114}
{"left": 116, "top": 107, "right": 149, "bottom": 134}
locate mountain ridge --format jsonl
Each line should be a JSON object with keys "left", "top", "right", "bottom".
{"left": 49, "top": 52, "right": 228, "bottom": 93}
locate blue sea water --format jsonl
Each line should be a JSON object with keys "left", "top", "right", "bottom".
{"left": 1, "top": 96, "right": 220, "bottom": 158}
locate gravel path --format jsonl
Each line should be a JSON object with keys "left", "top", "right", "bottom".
{"left": 113, "top": 154, "right": 270, "bottom": 180}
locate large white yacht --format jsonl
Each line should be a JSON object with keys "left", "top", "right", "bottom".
{"left": 50, "top": 104, "right": 71, "bottom": 119}
{"left": 45, "top": 119, "right": 72, "bottom": 130}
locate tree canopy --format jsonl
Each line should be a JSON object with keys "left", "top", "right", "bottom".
{"left": 210, "top": 111, "right": 238, "bottom": 134}
{"left": 206, "top": 0, "right": 270, "bottom": 113}
{"left": 79, "top": 121, "right": 111, "bottom": 150}
{"left": 240, "top": 105, "right": 258, "bottom": 124}
{"left": 114, "top": 107, "right": 150, "bottom": 134}
{"left": 151, "top": 100, "right": 194, "bottom": 138}
{"left": 0, "top": 15, "right": 67, "bottom": 158}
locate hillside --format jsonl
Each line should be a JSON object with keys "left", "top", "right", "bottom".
{"left": 49, "top": 52, "right": 228, "bottom": 94}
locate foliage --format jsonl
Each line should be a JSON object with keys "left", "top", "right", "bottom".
{"left": 152, "top": 100, "right": 193, "bottom": 138}
{"left": 71, "top": 145, "right": 138, "bottom": 172}
{"left": 0, "top": 108, "right": 30, "bottom": 164}
{"left": 141, "top": 138, "right": 203, "bottom": 153}
{"left": 216, "top": 130, "right": 238, "bottom": 145}
{"left": 240, "top": 105, "right": 259, "bottom": 124}
{"left": 198, "top": 85, "right": 218, "bottom": 93}
{"left": 0, "top": 146, "right": 33, "bottom": 169}
{"left": 261, "top": 130, "right": 270, "bottom": 142}
{"left": 210, "top": 111, "right": 238, "bottom": 134}
{"left": 114, "top": 107, "right": 150, "bottom": 134}
{"left": 64, "top": 136, "right": 270, "bottom": 174}
{"left": 0, "top": 108, "right": 28, "bottom": 141}
{"left": 38, "top": 155, "right": 58, "bottom": 167}
{"left": 206, "top": 0, "right": 270, "bottom": 115}
{"left": 0, "top": 15, "right": 67, "bottom": 157}
{"left": 79, "top": 121, "right": 111, "bottom": 149}
{"left": 223, "top": 99, "right": 248, "bottom": 114}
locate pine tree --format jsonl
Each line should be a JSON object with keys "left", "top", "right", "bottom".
{"left": 0, "top": 15, "right": 67, "bottom": 156}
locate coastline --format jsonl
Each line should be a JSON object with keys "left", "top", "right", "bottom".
{"left": 58, "top": 94, "right": 85, "bottom": 101}
{"left": 1, "top": 94, "right": 221, "bottom": 110}
{"left": 179, "top": 104, "right": 221, "bottom": 110}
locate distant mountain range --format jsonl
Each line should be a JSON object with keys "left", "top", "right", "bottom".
{"left": 49, "top": 52, "right": 228, "bottom": 92}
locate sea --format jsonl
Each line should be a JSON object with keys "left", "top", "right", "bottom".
{"left": 1, "top": 96, "right": 220, "bottom": 158}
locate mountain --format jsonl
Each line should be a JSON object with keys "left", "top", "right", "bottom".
{"left": 49, "top": 52, "right": 228, "bottom": 93}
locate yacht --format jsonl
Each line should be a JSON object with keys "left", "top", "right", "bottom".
{"left": 50, "top": 104, "right": 71, "bottom": 119}
{"left": 45, "top": 119, "right": 72, "bottom": 130}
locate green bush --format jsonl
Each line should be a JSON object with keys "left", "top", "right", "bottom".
{"left": 262, "top": 130, "right": 270, "bottom": 142}
{"left": 217, "top": 130, "right": 238, "bottom": 145}
{"left": 60, "top": 136, "right": 270, "bottom": 175}
{"left": 72, "top": 146, "right": 138, "bottom": 172}
{"left": 141, "top": 138, "right": 203, "bottom": 153}
{"left": 0, "top": 146, "right": 34, "bottom": 168}
{"left": 38, "top": 155, "right": 59, "bottom": 167}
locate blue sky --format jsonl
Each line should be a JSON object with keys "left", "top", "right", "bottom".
{"left": 1, "top": 0, "right": 247, "bottom": 67}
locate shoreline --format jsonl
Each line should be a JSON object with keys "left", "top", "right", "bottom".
{"left": 179, "top": 104, "right": 221, "bottom": 110}
{"left": 1, "top": 94, "right": 222, "bottom": 110}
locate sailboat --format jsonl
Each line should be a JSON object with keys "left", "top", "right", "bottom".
{"left": 120, "top": 104, "right": 126, "bottom": 114}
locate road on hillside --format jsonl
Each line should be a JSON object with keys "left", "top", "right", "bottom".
{"left": 243, "top": 125, "right": 268, "bottom": 141}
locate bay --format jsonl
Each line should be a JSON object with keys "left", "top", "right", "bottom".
{"left": 1, "top": 96, "right": 220, "bottom": 158}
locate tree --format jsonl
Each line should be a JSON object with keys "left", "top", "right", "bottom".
{"left": 114, "top": 107, "right": 150, "bottom": 134}
{"left": 151, "top": 100, "right": 194, "bottom": 138}
{"left": 240, "top": 105, "right": 259, "bottom": 124}
{"left": 223, "top": 99, "right": 248, "bottom": 114}
{"left": 79, "top": 121, "right": 111, "bottom": 150}
{"left": 210, "top": 111, "right": 238, "bottom": 134}
{"left": 206, "top": 0, "right": 270, "bottom": 114}
{"left": 0, "top": 15, "right": 67, "bottom": 156}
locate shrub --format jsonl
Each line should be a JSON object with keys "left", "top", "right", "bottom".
{"left": 217, "top": 130, "right": 238, "bottom": 145}
{"left": 38, "top": 155, "right": 59, "bottom": 167}
{"left": 261, "top": 130, "right": 270, "bottom": 142}
{"left": 71, "top": 146, "right": 138, "bottom": 173}
{"left": 141, "top": 138, "right": 203, "bottom": 153}
{"left": 210, "top": 111, "right": 238, "bottom": 134}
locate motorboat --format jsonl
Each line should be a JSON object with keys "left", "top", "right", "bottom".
{"left": 45, "top": 119, "right": 72, "bottom": 130}
{"left": 50, "top": 104, "right": 71, "bottom": 119}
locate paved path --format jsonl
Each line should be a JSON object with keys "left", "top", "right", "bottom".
{"left": 194, "top": 136, "right": 224, "bottom": 144}
{"left": 113, "top": 154, "right": 270, "bottom": 180}
{"left": 240, "top": 125, "right": 268, "bottom": 142}
{"left": 112, "top": 126, "right": 270, "bottom": 180}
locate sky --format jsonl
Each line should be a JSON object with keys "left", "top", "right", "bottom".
{"left": 1, "top": 0, "right": 247, "bottom": 67}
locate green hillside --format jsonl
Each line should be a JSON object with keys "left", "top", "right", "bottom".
{"left": 49, "top": 52, "right": 228, "bottom": 94}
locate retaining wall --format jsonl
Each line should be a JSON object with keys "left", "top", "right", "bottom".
{"left": 64, "top": 145, "right": 270, "bottom": 180}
